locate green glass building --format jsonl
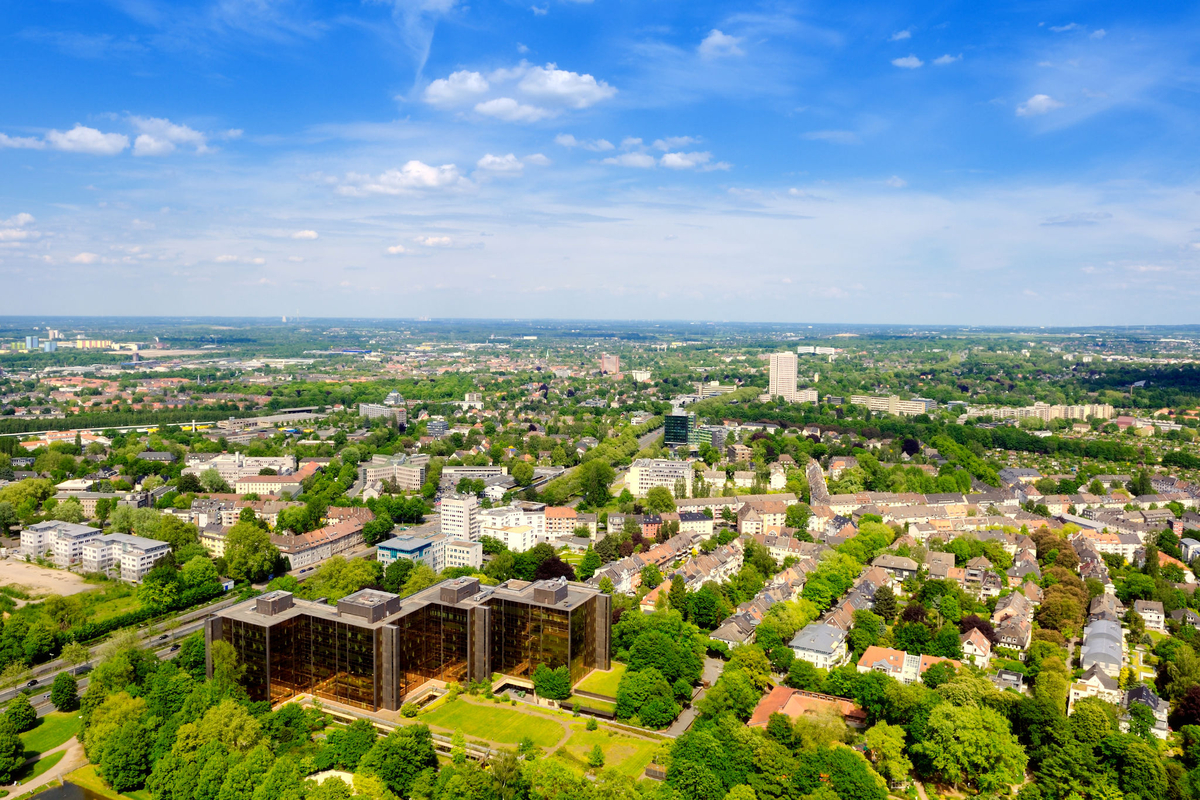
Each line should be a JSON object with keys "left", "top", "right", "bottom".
{"left": 205, "top": 577, "right": 611, "bottom": 711}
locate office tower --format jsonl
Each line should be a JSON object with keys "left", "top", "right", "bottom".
{"left": 441, "top": 493, "right": 481, "bottom": 541}
{"left": 768, "top": 352, "right": 799, "bottom": 402}
{"left": 205, "top": 577, "right": 611, "bottom": 711}
{"left": 664, "top": 411, "right": 695, "bottom": 445}
{"left": 600, "top": 353, "right": 620, "bottom": 374}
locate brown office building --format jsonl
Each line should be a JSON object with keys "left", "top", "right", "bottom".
{"left": 204, "top": 577, "right": 611, "bottom": 711}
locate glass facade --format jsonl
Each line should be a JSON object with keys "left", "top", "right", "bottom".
{"left": 225, "top": 619, "right": 269, "bottom": 702}
{"left": 391, "top": 603, "right": 471, "bottom": 695}
{"left": 487, "top": 597, "right": 572, "bottom": 679}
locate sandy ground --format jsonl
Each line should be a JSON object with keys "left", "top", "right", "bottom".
{"left": 0, "top": 560, "right": 92, "bottom": 597}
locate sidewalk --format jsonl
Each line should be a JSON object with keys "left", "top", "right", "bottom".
{"left": 11, "top": 736, "right": 87, "bottom": 799}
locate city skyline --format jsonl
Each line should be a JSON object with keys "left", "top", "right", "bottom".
{"left": 2, "top": 1, "right": 1199, "bottom": 323}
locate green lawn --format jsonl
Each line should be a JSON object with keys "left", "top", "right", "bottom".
{"left": 575, "top": 663, "right": 625, "bottom": 698}
{"left": 421, "top": 700, "right": 565, "bottom": 748}
{"left": 63, "top": 765, "right": 151, "bottom": 800}
{"left": 20, "top": 713, "right": 82, "bottom": 757}
{"left": 87, "top": 592, "right": 142, "bottom": 623}
{"left": 570, "top": 696, "right": 616, "bottom": 714}
{"left": 13, "top": 751, "right": 64, "bottom": 783}
{"left": 554, "top": 726, "right": 659, "bottom": 778}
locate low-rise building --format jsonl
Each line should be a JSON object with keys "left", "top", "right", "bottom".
{"left": 444, "top": 540, "right": 483, "bottom": 570}
{"left": 1134, "top": 599, "right": 1165, "bottom": 632}
{"left": 1068, "top": 664, "right": 1122, "bottom": 713}
{"left": 377, "top": 533, "right": 445, "bottom": 572}
{"left": 960, "top": 628, "right": 992, "bottom": 669}
{"left": 790, "top": 623, "right": 848, "bottom": 669}
{"left": 81, "top": 533, "right": 171, "bottom": 582}
{"left": 21, "top": 521, "right": 102, "bottom": 566}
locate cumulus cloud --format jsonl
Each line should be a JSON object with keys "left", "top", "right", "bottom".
{"left": 386, "top": 245, "right": 408, "bottom": 255}
{"left": 660, "top": 151, "right": 715, "bottom": 169}
{"left": 475, "top": 97, "right": 554, "bottom": 122}
{"left": 70, "top": 252, "right": 99, "bottom": 264}
{"left": 0, "top": 133, "right": 46, "bottom": 149}
{"left": 0, "top": 229, "right": 33, "bottom": 241}
{"left": 423, "top": 70, "right": 489, "bottom": 105}
{"left": 698, "top": 29, "right": 744, "bottom": 58}
{"left": 890, "top": 30, "right": 912, "bottom": 41}
{"left": 476, "top": 153, "right": 524, "bottom": 172}
{"left": 291, "top": 230, "right": 319, "bottom": 239}
{"left": 891, "top": 55, "right": 923, "bottom": 69}
{"left": 933, "top": 54, "right": 962, "bottom": 66}
{"left": 803, "top": 130, "right": 861, "bottom": 145}
{"left": 415, "top": 236, "right": 452, "bottom": 246}
{"left": 1091, "top": 29, "right": 1106, "bottom": 39}
{"left": 129, "top": 116, "right": 209, "bottom": 155}
{"left": 524, "top": 153, "right": 550, "bottom": 165}
{"left": 518, "top": 63, "right": 616, "bottom": 108}
{"left": 554, "top": 133, "right": 614, "bottom": 150}
{"left": 215, "top": 254, "right": 239, "bottom": 262}
{"left": 601, "top": 152, "right": 656, "bottom": 168}
{"left": 250, "top": 257, "right": 265, "bottom": 265}
{"left": 1017, "top": 94, "right": 1064, "bottom": 116}
{"left": 886, "top": 176, "right": 907, "bottom": 188}
{"left": 338, "top": 161, "right": 465, "bottom": 195}
{"left": 2, "top": 213, "right": 35, "bottom": 227}
{"left": 45, "top": 125, "right": 129, "bottom": 155}
{"left": 653, "top": 136, "right": 697, "bottom": 151}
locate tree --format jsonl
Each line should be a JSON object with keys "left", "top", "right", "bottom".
{"left": 382, "top": 558, "right": 415, "bottom": 593}
{"left": 669, "top": 574, "right": 687, "bottom": 612}
{"left": 511, "top": 461, "right": 534, "bottom": 487}
{"left": 864, "top": 721, "right": 912, "bottom": 785}
{"left": 182, "top": 555, "right": 220, "bottom": 587}
{"left": 0, "top": 717, "right": 23, "bottom": 784}
{"left": 358, "top": 725, "right": 439, "bottom": 798}
{"left": 224, "top": 521, "right": 280, "bottom": 583}
{"left": 0, "top": 501, "right": 18, "bottom": 536}
{"left": 1128, "top": 703, "right": 1156, "bottom": 740}
{"left": 200, "top": 468, "right": 231, "bottom": 493}
{"left": 785, "top": 502, "right": 812, "bottom": 531}
{"left": 641, "top": 563, "right": 663, "bottom": 590}
{"left": 6, "top": 692, "right": 37, "bottom": 732}
{"left": 912, "top": 704, "right": 1027, "bottom": 793}
{"left": 577, "top": 460, "right": 615, "bottom": 507}
{"left": 872, "top": 585, "right": 897, "bottom": 621}
{"left": 645, "top": 487, "right": 676, "bottom": 513}
{"left": 100, "top": 718, "right": 151, "bottom": 793}
{"left": 532, "top": 663, "right": 571, "bottom": 700}
{"left": 786, "top": 659, "right": 823, "bottom": 691}
{"left": 51, "top": 670, "right": 79, "bottom": 711}
{"left": 577, "top": 548, "right": 602, "bottom": 581}
{"left": 588, "top": 744, "right": 606, "bottom": 769}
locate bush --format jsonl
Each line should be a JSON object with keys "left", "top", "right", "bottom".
{"left": 4, "top": 694, "right": 36, "bottom": 733}
{"left": 586, "top": 716, "right": 598, "bottom": 731}
{"left": 400, "top": 703, "right": 419, "bottom": 718}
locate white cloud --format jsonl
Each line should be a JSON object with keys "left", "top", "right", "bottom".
{"left": 524, "top": 153, "right": 551, "bottom": 165}
{"left": 415, "top": 236, "right": 453, "bottom": 246}
{"left": 476, "top": 153, "right": 524, "bottom": 172}
{"left": 0, "top": 133, "right": 46, "bottom": 150}
{"left": 803, "top": 130, "right": 861, "bottom": 145}
{"left": 1091, "top": 29, "right": 1106, "bottom": 39}
{"left": 474, "top": 97, "right": 554, "bottom": 122}
{"left": 423, "top": 70, "right": 489, "bottom": 105}
{"left": 933, "top": 54, "right": 962, "bottom": 66}
{"left": 338, "top": 161, "right": 464, "bottom": 195}
{"left": 215, "top": 254, "right": 239, "bottom": 262}
{"left": 698, "top": 29, "right": 744, "bottom": 59}
{"left": 531, "top": 5, "right": 547, "bottom": 15}
{"left": 653, "top": 136, "right": 697, "bottom": 151}
{"left": 886, "top": 175, "right": 907, "bottom": 188}
{"left": 250, "top": 257, "right": 265, "bottom": 265}
{"left": 129, "top": 116, "right": 208, "bottom": 153}
{"left": 601, "top": 152, "right": 656, "bottom": 168}
{"left": 517, "top": 43, "right": 529, "bottom": 54}
{"left": 70, "top": 252, "right": 99, "bottom": 264}
{"left": 133, "top": 135, "right": 175, "bottom": 156}
{"left": 386, "top": 245, "right": 408, "bottom": 255}
{"left": 891, "top": 55, "right": 924, "bottom": 69}
{"left": 660, "top": 151, "right": 712, "bottom": 169}
{"left": 518, "top": 63, "right": 616, "bottom": 108}
{"left": 45, "top": 125, "right": 129, "bottom": 155}
{"left": 1017, "top": 94, "right": 1064, "bottom": 116}
{"left": 1050, "top": 23, "right": 1080, "bottom": 32}
{"left": 2, "top": 213, "right": 35, "bottom": 227}
{"left": 621, "top": 137, "right": 644, "bottom": 149}
{"left": 555, "top": 133, "right": 613, "bottom": 151}
{"left": 291, "top": 230, "right": 319, "bottom": 240}
{"left": 890, "top": 30, "right": 912, "bottom": 41}
{"left": 0, "top": 229, "right": 32, "bottom": 241}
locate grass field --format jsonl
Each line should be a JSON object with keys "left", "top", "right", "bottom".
{"left": 13, "top": 751, "right": 64, "bottom": 784}
{"left": 64, "top": 765, "right": 151, "bottom": 800}
{"left": 569, "top": 696, "right": 616, "bottom": 714}
{"left": 421, "top": 700, "right": 565, "bottom": 748}
{"left": 20, "top": 713, "right": 82, "bottom": 757}
{"left": 575, "top": 663, "right": 625, "bottom": 698}
{"left": 554, "top": 726, "right": 659, "bottom": 778}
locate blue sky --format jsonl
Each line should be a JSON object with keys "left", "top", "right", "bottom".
{"left": 2, "top": 1, "right": 1199, "bottom": 323}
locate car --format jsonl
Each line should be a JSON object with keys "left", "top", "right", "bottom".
{"left": 26, "top": 679, "right": 37, "bottom": 687}
{"left": 159, "top": 634, "right": 169, "bottom": 640}
{"left": 169, "top": 644, "right": 180, "bottom": 652}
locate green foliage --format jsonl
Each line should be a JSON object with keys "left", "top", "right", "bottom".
{"left": 5, "top": 693, "right": 37, "bottom": 732}
{"left": 531, "top": 663, "right": 572, "bottom": 700}
{"left": 51, "top": 670, "right": 80, "bottom": 711}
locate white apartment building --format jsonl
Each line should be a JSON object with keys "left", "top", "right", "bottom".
{"left": 850, "top": 394, "right": 936, "bottom": 416}
{"left": 183, "top": 452, "right": 296, "bottom": 483}
{"left": 359, "top": 454, "right": 428, "bottom": 491}
{"left": 440, "top": 493, "right": 482, "bottom": 541}
{"left": 483, "top": 524, "right": 538, "bottom": 553}
{"left": 21, "top": 521, "right": 102, "bottom": 566}
{"left": 626, "top": 458, "right": 694, "bottom": 498}
{"left": 964, "top": 402, "right": 1115, "bottom": 422}
{"left": 768, "top": 352, "right": 799, "bottom": 402}
{"left": 358, "top": 402, "right": 407, "bottom": 427}
{"left": 444, "top": 540, "right": 483, "bottom": 570}
{"left": 82, "top": 533, "right": 172, "bottom": 582}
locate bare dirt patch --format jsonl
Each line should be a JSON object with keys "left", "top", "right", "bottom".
{"left": 0, "top": 560, "right": 93, "bottom": 597}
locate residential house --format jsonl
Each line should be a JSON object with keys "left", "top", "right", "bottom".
{"left": 1134, "top": 600, "right": 1166, "bottom": 632}
{"left": 1080, "top": 618, "right": 1124, "bottom": 677}
{"left": 871, "top": 554, "right": 919, "bottom": 585}
{"left": 996, "top": 616, "right": 1032, "bottom": 652}
{"left": 747, "top": 685, "right": 868, "bottom": 729}
{"left": 960, "top": 627, "right": 992, "bottom": 669}
{"left": 790, "top": 623, "right": 849, "bottom": 669}
{"left": 1068, "top": 664, "right": 1123, "bottom": 713}
{"left": 1124, "top": 685, "right": 1170, "bottom": 740}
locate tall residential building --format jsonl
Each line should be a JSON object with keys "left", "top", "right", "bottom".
{"left": 359, "top": 402, "right": 407, "bottom": 427}
{"left": 768, "top": 352, "right": 799, "bottom": 402}
{"left": 627, "top": 458, "right": 693, "bottom": 498}
{"left": 600, "top": 353, "right": 620, "bottom": 374}
{"left": 205, "top": 577, "right": 612, "bottom": 711}
{"left": 25, "top": 336, "right": 39, "bottom": 351}
{"left": 441, "top": 493, "right": 482, "bottom": 541}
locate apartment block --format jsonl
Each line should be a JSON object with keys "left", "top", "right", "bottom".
{"left": 440, "top": 493, "right": 482, "bottom": 542}
{"left": 444, "top": 540, "right": 483, "bottom": 570}
{"left": 850, "top": 395, "right": 937, "bottom": 416}
{"left": 184, "top": 453, "right": 297, "bottom": 483}
{"left": 359, "top": 403, "right": 408, "bottom": 427}
{"left": 82, "top": 533, "right": 172, "bottom": 582}
{"left": 626, "top": 458, "right": 693, "bottom": 498}
{"left": 768, "top": 352, "right": 799, "bottom": 402}
{"left": 205, "top": 577, "right": 611, "bottom": 711}
{"left": 21, "top": 521, "right": 102, "bottom": 566}
{"left": 359, "top": 454, "right": 428, "bottom": 491}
